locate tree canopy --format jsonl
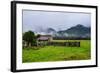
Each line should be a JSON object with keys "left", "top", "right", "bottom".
{"left": 23, "top": 31, "right": 36, "bottom": 46}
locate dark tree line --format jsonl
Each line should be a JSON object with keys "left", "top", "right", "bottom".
{"left": 53, "top": 37, "right": 90, "bottom": 40}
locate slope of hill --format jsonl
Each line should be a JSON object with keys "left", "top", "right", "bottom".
{"left": 57, "top": 24, "right": 90, "bottom": 37}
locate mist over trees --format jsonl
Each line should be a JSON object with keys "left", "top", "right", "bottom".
{"left": 31, "top": 24, "right": 91, "bottom": 39}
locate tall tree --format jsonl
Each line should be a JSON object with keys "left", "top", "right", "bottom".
{"left": 23, "top": 31, "right": 36, "bottom": 47}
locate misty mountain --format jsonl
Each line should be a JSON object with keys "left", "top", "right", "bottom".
{"left": 46, "top": 28, "right": 56, "bottom": 33}
{"left": 66, "top": 24, "right": 90, "bottom": 35}
{"left": 57, "top": 24, "right": 91, "bottom": 37}
{"left": 35, "top": 24, "right": 91, "bottom": 38}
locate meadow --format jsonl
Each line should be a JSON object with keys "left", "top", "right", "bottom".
{"left": 22, "top": 40, "right": 91, "bottom": 63}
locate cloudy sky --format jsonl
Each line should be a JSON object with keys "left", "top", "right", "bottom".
{"left": 23, "top": 10, "right": 91, "bottom": 33}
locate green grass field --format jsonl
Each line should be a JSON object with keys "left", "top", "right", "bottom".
{"left": 22, "top": 40, "right": 91, "bottom": 63}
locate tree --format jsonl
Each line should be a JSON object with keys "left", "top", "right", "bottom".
{"left": 23, "top": 31, "right": 36, "bottom": 47}
{"left": 36, "top": 34, "right": 41, "bottom": 38}
{"left": 36, "top": 34, "right": 41, "bottom": 46}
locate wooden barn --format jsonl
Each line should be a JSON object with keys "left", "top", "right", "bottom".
{"left": 37, "top": 35, "right": 52, "bottom": 46}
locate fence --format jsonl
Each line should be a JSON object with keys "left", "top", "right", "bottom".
{"left": 39, "top": 42, "right": 80, "bottom": 47}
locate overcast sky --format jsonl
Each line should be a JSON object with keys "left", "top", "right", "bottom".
{"left": 23, "top": 10, "right": 91, "bottom": 32}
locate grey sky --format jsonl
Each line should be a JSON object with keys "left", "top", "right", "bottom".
{"left": 23, "top": 10, "right": 91, "bottom": 32}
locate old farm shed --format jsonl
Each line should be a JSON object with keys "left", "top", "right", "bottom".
{"left": 37, "top": 35, "right": 52, "bottom": 46}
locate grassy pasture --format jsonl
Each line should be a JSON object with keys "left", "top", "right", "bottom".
{"left": 22, "top": 40, "right": 91, "bottom": 63}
